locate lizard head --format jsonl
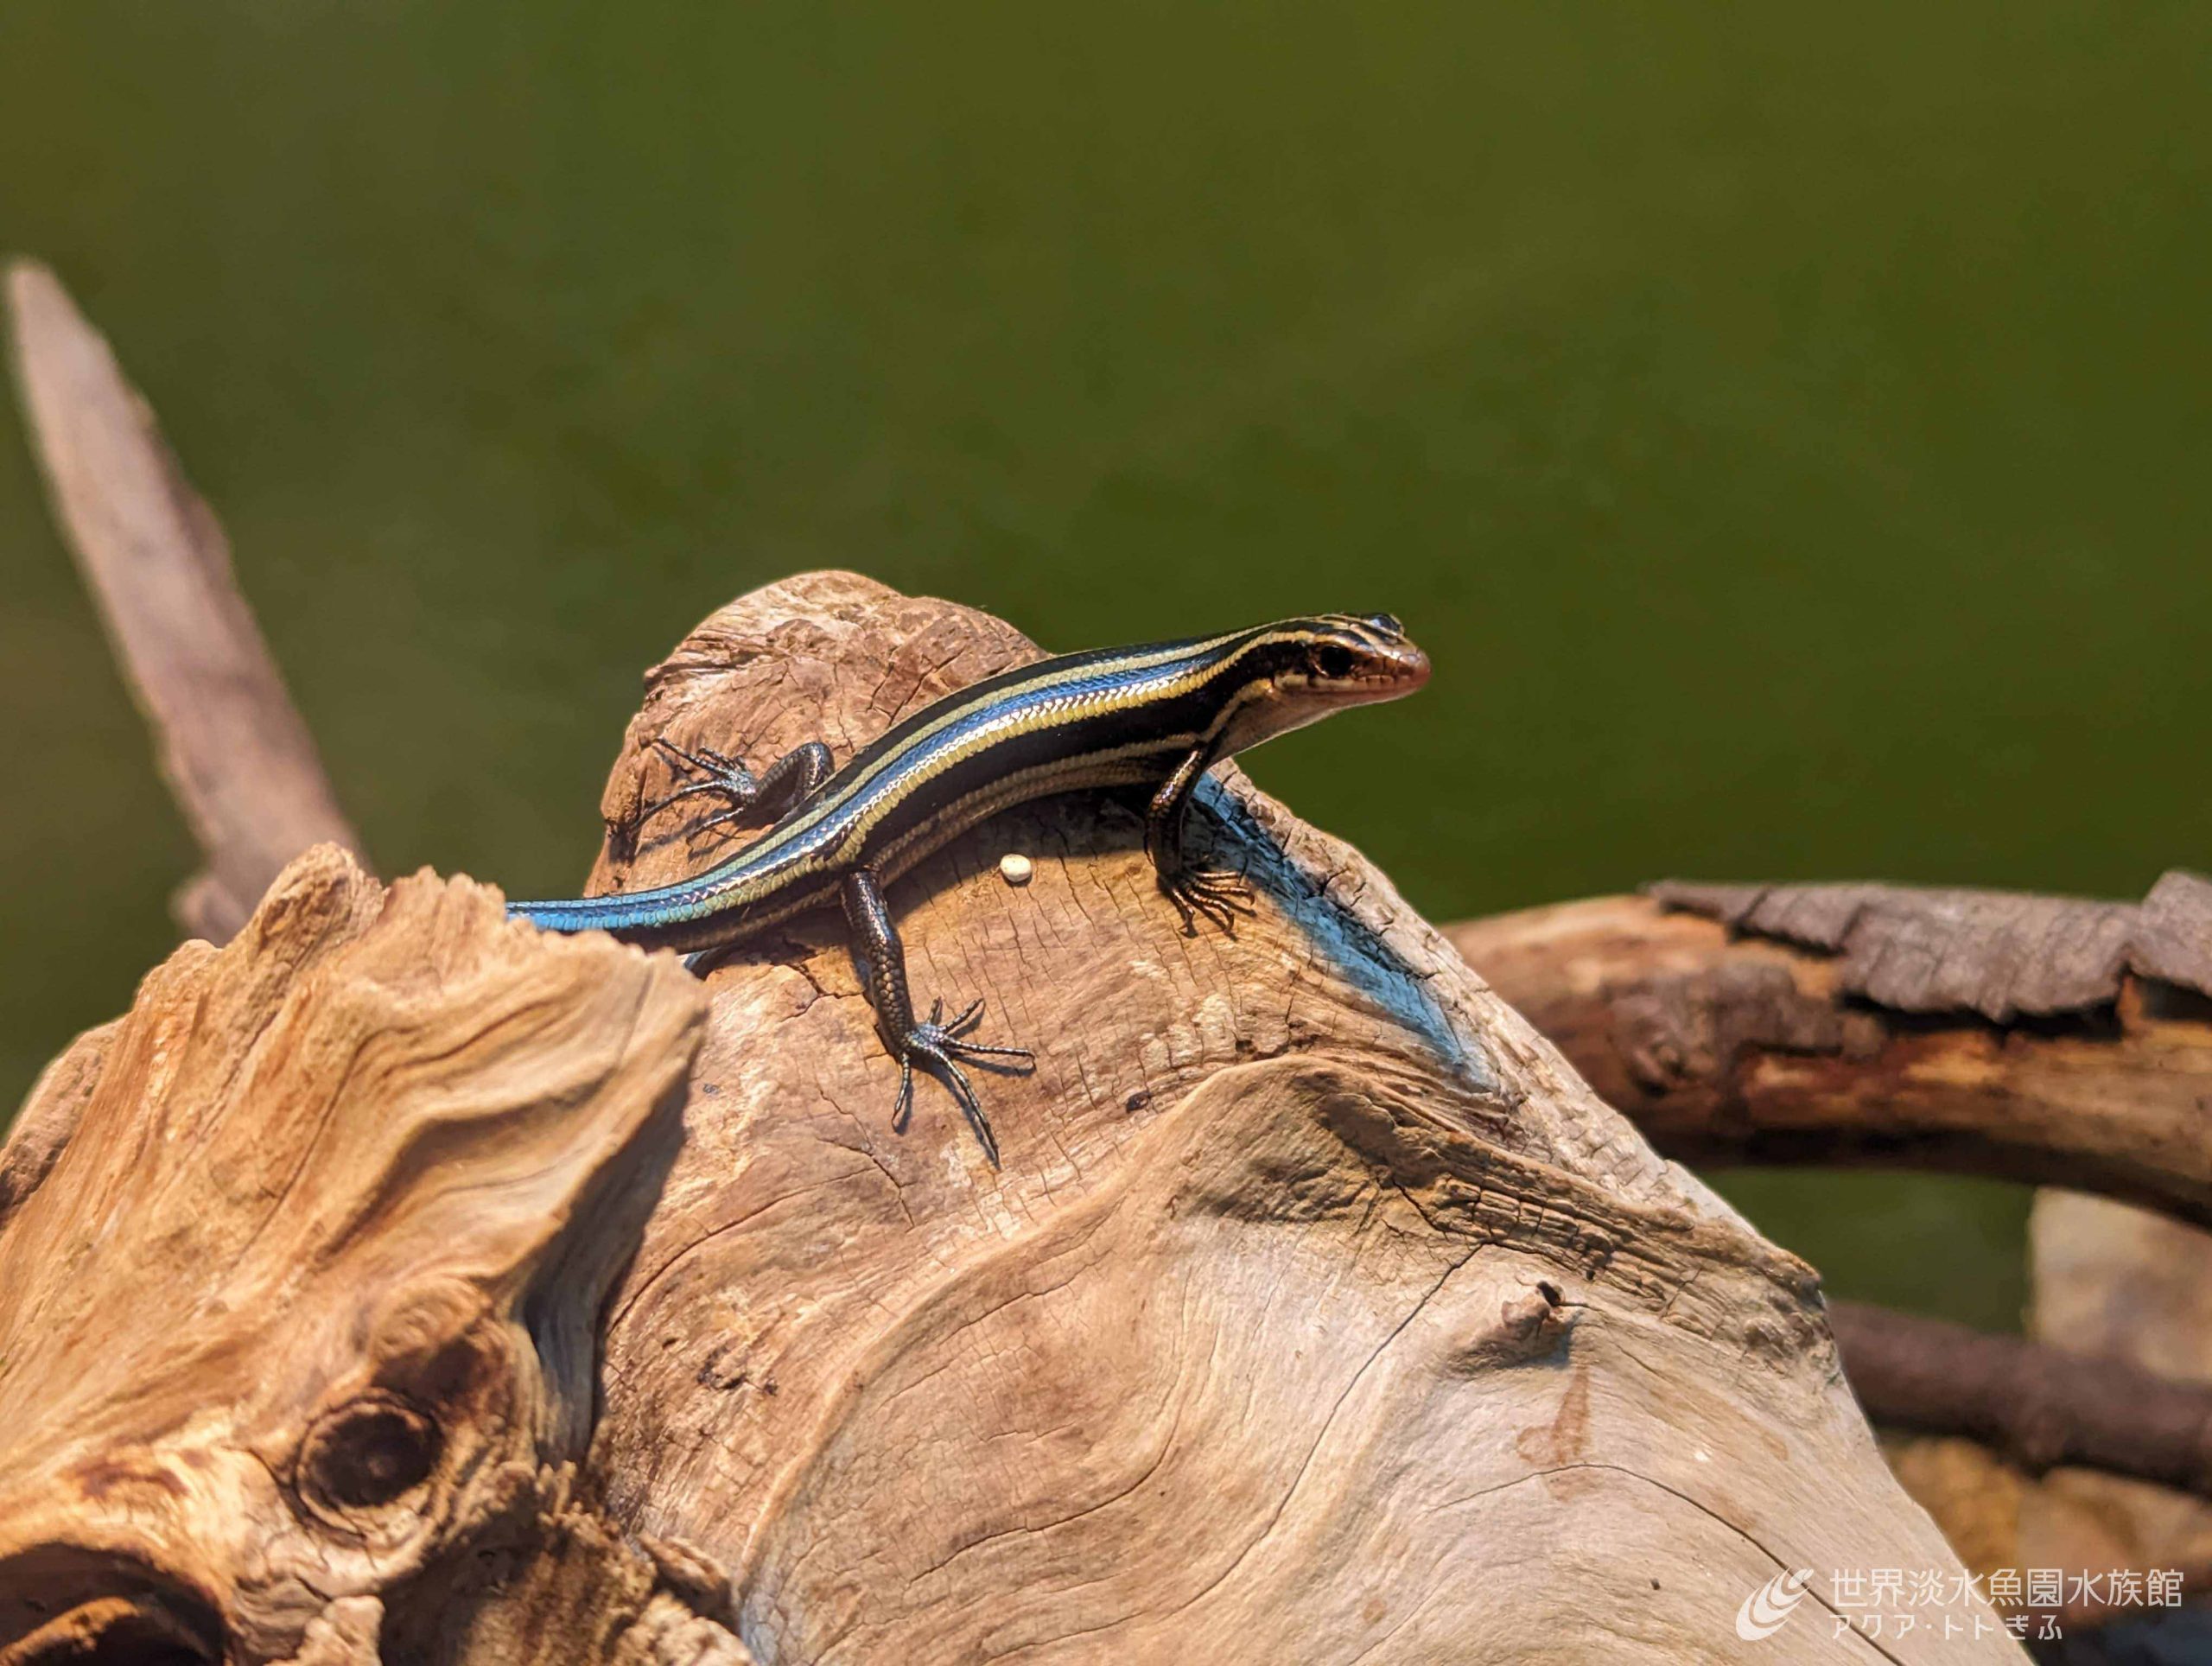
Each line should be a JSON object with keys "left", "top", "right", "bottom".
{"left": 1213, "top": 614, "right": 1430, "bottom": 754}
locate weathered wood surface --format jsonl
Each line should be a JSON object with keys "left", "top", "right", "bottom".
{"left": 0, "top": 575, "right": 2011, "bottom": 1662}
{"left": 1446, "top": 882, "right": 2212, "bottom": 1226}
{"left": 1645, "top": 875, "right": 2212, "bottom": 1023}
{"left": 5, "top": 260, "right": 364, "bottom": 941}
{"left": 577, "top": 574, "right": 1999, "bottom": 1661}
{"left": 0, "top": 849, "right": 722, "bottom": 1663}
{"left": 1449, "top": 883, "right": 2212, "bottom": 1631}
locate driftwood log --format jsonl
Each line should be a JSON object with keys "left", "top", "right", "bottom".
{"left": 0, "top": 854, "right": 712, "bottom": 1664}
{"left": 0, "top": 572, "right": 2014, "bottom": 1662}
{"left": 1448, "top": 885, "right": 2212, "bottom": 1632}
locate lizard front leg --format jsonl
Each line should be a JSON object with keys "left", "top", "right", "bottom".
{"left": 1144, "top": 744, "right": 1254, "bottom": 936}
{"left": 840, "top": 867, "right": 1033, "bottom": 1166}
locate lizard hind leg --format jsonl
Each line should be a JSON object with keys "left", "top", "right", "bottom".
{"left": 889, "top": 999, "right": 1034, "bottom": 1167}
{"left": 842, "top": 868, "right": 1033, "bottom": 1167}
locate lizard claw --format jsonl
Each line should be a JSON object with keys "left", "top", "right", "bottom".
{"left": 635, "top": 735, "right": 761, "bottom": 837}
{"left": 888, "top": 997, "right": 1034, "bottom": 1167}
{"left": 1160, "top": 865, "right": 1255, "bottom": 938}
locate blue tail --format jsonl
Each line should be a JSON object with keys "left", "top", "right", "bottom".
{"left": 507, "top": 893, "right": 674, "bottom": 936}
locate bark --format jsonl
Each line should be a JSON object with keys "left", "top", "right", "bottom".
{"left": 1647, "top": 877, "right": 2212, "bottom": 1022}
{"left": 0, "top": 574, "right": 2012, "bottom": 1663}
{"left": 1446, "top": 883, "right": 2212, "bottom": 1227}
{"left": 4, "top": 260, "right": 364, "bottom": 941}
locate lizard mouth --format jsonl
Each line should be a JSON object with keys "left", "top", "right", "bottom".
{"left": 1325, "top": 643, "right": 1430, "bottom": 702}
{"left": 1382, "top": 645, "right": 1431, "bottom": 691}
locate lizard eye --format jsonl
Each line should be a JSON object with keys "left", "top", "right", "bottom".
{"left": 1311, "top": 643, "right": 1357, "bottom": 680}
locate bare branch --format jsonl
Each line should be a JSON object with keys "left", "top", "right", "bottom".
{"left": 1833, "top": 1300, "right": 2212, "bottom": 1497}
{"left": 4, "top": 259, "right": 364, "bottom": 941}
{"left": 1446, "top": 883, "right": 2212, "bottom": 1227}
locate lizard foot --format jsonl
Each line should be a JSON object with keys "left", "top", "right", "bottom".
{"left": 1160, "top": 864, "right": 1255, "bottom": 938}
{"left": 890, "top": 997, "right": 1034, "bottom": 1167}
{"left": 636, "top": 736, "right": 761, "bottom": 844}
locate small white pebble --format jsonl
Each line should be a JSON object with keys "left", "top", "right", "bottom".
{"left": 999, "top": 852, "right": 1034, "bottom": 887}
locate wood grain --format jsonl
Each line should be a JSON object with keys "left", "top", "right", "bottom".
{"left": 573, "top": 575, "right": 2009, "bottom": 1662}
{"left": 1450, "top": 883, "right": 2212, "bottom": 1634}
{"left": 0, "top": 847, "right": 723, "bottom": 1663}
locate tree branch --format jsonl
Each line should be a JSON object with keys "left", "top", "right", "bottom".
{"left": 4, "top": 259, "right": 364, "bottom": 941}
{"left": 1831, "top": 1300, "right": 2212, "bottom": 1497}
{"left": 1446, "top": 879, "right": 2212, "bottom": 1227}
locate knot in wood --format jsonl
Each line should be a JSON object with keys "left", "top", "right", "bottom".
{"left": 296, "top": 1391, "right": 440, "bottom": 1526}
{"left": 1448, "top": 1279, "right": 1575, "bottom": 1374}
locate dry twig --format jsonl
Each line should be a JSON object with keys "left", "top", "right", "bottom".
{"left": 5, "top": 259, "right": 363, "bottom": 941}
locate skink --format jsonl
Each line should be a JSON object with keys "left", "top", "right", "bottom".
{"left": 510, "top": 614, "right": 1430, "bottom": 1162}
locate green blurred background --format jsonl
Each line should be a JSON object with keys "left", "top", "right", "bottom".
{"left": 3, "top": 3, "right": 2207, "bottom": 1329}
